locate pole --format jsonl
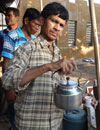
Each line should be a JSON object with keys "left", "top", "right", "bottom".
{"left": 88, "top": 0, "right": 100, "bottom": 129}
{"left": 40, "top": 0, "right": 43, "bottom": 11}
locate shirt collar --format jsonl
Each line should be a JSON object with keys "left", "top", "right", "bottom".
{"left": 7, "top": 26, "right": 20, "bottom": 32}
{"left": 37, "top": 34, "right": 57, "bottom": 48}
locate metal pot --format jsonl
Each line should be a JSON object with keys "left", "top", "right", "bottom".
{"left": 54, "top": 77, "right": 89, "bottom": 110}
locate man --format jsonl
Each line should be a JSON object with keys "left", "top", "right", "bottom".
{"left": 0, "top": 7, "right": 19, "bottom": 57}
{"left": 0, "top": 7, "right": 19, "bottom": 71}
{"left": 1, "top": 7, "right": 41, "bottom": 98}
{"left": 0, "top": 7, "right": 20, "bottom": 130}
{"left": 1, "top": 6, "right": 41, "bottom": 106}
{"left": 0, "top": 7, "right": 19, "bottom": 58}
{"left": 1, "top": 7, "right": 41, "bottom": 72}
{"left": 1, "top": 7, "right": 41, "bottom": 130}
{"left": 1, "top": 2, "right": 97, "bottom": 130}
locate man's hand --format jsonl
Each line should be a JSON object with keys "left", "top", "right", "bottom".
{"left": 47, "top": 58, "right": 77, "bottom": 75}
{"left": 82, "top": 93, "right": 98, "bottom": 109}
{"left": 6, "top": 89, "right": 16, "bottom": 104}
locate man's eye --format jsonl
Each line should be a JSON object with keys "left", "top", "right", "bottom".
{"left": 60, "top": 24, "right": 64, "bottom": 27}
{"left": 52, "top": 19, "right": 56, "bottom": 22}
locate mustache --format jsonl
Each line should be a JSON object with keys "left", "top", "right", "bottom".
{"left": 50, "top": 30, "right": 58, "bottom": 34}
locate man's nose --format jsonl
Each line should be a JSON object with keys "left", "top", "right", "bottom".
{"left": 54, "top": 24, "right": 60, "bottom": 31}
{"left": 35, "top": 25, "right": 40, "bottom": 30}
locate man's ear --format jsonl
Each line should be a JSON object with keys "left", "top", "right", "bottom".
{"left": 16, "top": 16, "right": 19, "bottom": 22}
{"left": 40, "top": 16, "right": 44, "bottom": 26}
{"left": 24, "top": 17, "right": 29, "bottom": 25}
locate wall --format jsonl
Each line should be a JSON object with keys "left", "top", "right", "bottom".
{"left": 18, "top": 0, "right": 41, "bottom": 26}
{"left": 18, "top": 0, "right": 100, "bottom": 59}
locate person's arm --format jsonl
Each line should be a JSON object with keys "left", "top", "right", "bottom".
{"left": 2, "top": 42, "right": 77, "bottom": 90}
{"left": 2, "top": 57, "right": 10, "bottom": 72}
{"left": 1, "top": 35, "right": 16, "bottom": 103}
{"left": 19, "top": 58, "right": 77, "bottom": 86}
{"left": 1, "top": 34, "right": 14, "bottom": 72}
{"left": 2, "top": 57, "right": 16, "bottom": 104}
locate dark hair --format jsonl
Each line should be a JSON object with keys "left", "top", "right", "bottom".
{"left": 22, "top": 8, "right": 41, "bottom": 25}
{"left": 5, "top": 7, "right": 19, "bottom": 17}
{"left": 41, "top": 2, "right": 69, "bottom": 21}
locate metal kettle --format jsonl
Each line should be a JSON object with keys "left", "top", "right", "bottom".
{"left": 54, "top": 77, "right": 89, "bottom": 110}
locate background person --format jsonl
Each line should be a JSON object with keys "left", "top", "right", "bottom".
{"left": 1, "top": 7, "right": 41, "bottom": 104}
{"left": 0, "top": 7, "right": 19, "bottom": 59}
{"left": 0, "top": 7, "right": 20, "bottom": 129}
{"left": 1, "top": 7, "right": 41, "bottom": 130}
{"left": 1, "top": 8, "right": 41, "bottom": 72}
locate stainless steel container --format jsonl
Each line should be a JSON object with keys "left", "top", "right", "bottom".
{"left": 54, "top": 77, "right": 89, "bottom": 110}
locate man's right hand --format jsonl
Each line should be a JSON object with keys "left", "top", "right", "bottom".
{"left": 6, "top": 89, "right": 16, "bottom": 104}
{"left": 47, "top": 58, "right": 77, "bottom": 75}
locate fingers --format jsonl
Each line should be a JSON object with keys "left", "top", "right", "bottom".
{"left": 60, "top": 58, "right": 77, "bottom": 74}
{"left": 61, "top": 60, "right": 71, "bottom": 74}
{"left": 70, "top": 59, "right": 77, "bottom": 70}
{"left": 83, "top": 94, "right": 98, "bottom": 109}
{"left": 91, "top": 97, "right": 98, "bottom": 109}
{"left": 85, "top": 93, "right": 98, "bottom": 109}
{"left": 48, "top": 58, "right": 77, "bottom": 75}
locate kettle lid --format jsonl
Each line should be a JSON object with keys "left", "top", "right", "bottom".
{"left": 68, "top": 80, "right": 78, "bottom": 86}
{"left": 60, "top": 77, "right": 78, "bottom": 87}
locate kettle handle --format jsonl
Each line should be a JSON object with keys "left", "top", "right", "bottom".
{"left": 68, "top": 69, "right": 82, "bottom": 86}
{"left": 77, "top": 70, "right": 82, "bottom": 86}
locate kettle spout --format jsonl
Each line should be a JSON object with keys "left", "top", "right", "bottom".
{"left": 82, "top": 80, "right": 90, "bottom": 94}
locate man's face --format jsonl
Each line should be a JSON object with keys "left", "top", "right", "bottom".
{"left": 27, "top": 19, "right": 41, "bottom": 35}
{"left": 5, "top": 10, "right": 19, "bottom": 26}
{"left": 41, "top": 15, "right": 67, "bottom": 43}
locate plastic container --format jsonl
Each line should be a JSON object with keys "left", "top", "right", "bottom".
{"left": 85, "top": 96, "right": 96, "bottom": 129}
{"left": 63, "top": 108, "right": 87, "bottom": 130}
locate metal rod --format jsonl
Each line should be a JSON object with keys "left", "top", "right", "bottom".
{"left": 40, "top": 0, "right": 43, "bottom": 11}
{"left": 88, "top": 0, "right": 100, "bottom": 129}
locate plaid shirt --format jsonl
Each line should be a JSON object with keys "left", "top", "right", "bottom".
{"left": 2, "top": 35, "right": 64, "bottom": 130}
